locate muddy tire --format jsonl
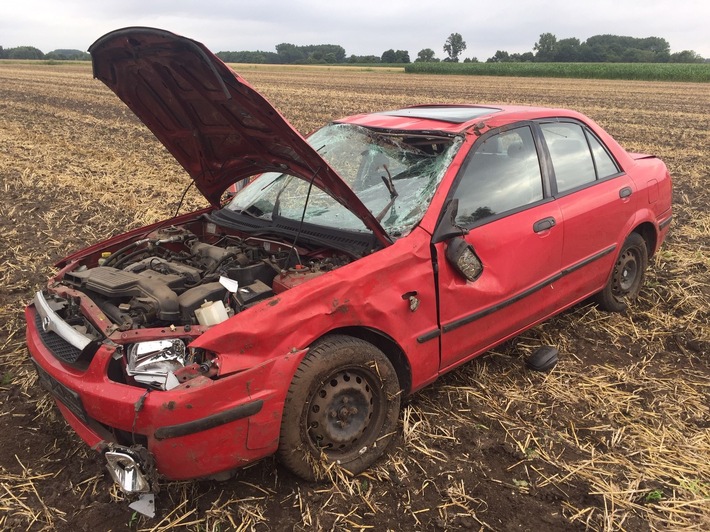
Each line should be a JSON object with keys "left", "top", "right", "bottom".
{"left": 594, "top": 232, "right": 648, "bottom": 312}
{"left": 278, "top": 335, "right": 401, "bottom": 481}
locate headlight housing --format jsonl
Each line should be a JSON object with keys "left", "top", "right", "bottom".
{"left": 105, "top": 449, "right": 151, "bottom": 493}
{"left": 126, "top": 339, "right": 186, "bottom": 390}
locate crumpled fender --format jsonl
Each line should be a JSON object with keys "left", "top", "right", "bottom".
{"left": 190, "top": 227, "right": 441, "bottom": 392}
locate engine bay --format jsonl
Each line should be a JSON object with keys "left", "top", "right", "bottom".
{"left": 53, "top": 221, "right": 352, "bottom": 334}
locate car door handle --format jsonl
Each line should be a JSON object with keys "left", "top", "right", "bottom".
{"left": 619, "top": 186, "right": 632, "bottom": 198}
{"left": 533, "top": 217, "right": 556, "bottom": 233}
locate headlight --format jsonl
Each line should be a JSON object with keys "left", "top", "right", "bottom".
{"left": 126, "top": 340, "right": 186, "bottom": 390}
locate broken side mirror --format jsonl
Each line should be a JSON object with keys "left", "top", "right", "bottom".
{"left": 445, "top": 236, "right": 483, "bottom": 282}
{"left": 433, "top": 198, "right": 469, "bottom": 243}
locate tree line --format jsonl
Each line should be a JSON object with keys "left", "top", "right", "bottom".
{"left": 219, "top": 33, "right": 705, "bottom": 65}
{"left": 497, "top": 33, "right": 706, "bottom": 63}
{"left": 1, "top": 33, "right": 704, "bottom": 64}
{"left": 0, "top": 46, "right": 90, "bottom": 60}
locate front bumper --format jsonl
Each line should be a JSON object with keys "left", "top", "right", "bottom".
{"left": 25, "top": 303, "right": 306, "bottom": 481}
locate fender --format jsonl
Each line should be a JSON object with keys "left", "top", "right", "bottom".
{"left": 190, "top": 227, "right": 442, "bottom": 392}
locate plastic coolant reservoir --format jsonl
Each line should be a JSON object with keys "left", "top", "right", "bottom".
{"left": 195, "top": 300, "right": 229, "bottom": 327}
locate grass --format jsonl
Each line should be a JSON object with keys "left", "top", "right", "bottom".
{"left": 405, "top": 61, "right": 710, "bottom": 82}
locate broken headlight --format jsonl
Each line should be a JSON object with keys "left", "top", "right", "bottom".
{"left": 126, "top": 339, "right": 186, "bottom": 390}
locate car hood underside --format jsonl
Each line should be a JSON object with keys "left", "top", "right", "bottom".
{"left": 89, "top": 27, "right": 390, "bottom": 246}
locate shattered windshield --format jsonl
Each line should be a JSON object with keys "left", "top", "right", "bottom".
{"left": 224, "top": 123, "right": 461, "bottom": 237}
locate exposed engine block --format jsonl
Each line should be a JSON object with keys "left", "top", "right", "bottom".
{"left": 57, "top": 225, "right": 350, "bottom": 330}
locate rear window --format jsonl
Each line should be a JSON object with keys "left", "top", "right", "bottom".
{"left": 540, "top": 122, "right": 621, "bottom": 194}
{"left": 540, "top": 123, "right": 596, "bottom": 193}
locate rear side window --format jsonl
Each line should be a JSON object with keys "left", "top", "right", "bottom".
{"left": 585, "top": 130, "right": 619, "bottom": 178}
{"left": 453, "top": 126, "right": 544, "bottom": 225}
{"left": 540, "top": 123, "right": 595, "bottom": 193}
{"left": 541, "top": 122, "right": 621, "bottom": 193}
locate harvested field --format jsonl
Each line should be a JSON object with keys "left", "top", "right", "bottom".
{"left": 0, "top": 61, "right": 708, "bottom": 531}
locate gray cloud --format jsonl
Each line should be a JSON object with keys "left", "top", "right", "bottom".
{"left": 1, "top": 0, "right": 708, "bottom": 59}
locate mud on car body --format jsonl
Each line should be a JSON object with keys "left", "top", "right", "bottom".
{"left": 25, "top": 27, "right": 672, "bottom": 495}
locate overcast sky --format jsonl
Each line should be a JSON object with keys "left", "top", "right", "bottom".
{"left": 1, "top": 0, "right": 708, "bottom": 60}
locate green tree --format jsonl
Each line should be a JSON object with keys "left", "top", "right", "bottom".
{"left": 639, "top": 36, "right": 670, "bottom": 57}
{"left": 302, "top": 44, "right": 346, "bottom": 63}
{"left": 555, "top": 38, "right": 581, "bottom": 61}
{"left": 533, "top": 33, "right": 557, "bottom": 61}
{"left": 670, "top": 50, "right": 704, "bottom": 63}
{"left": 443, "top": 33, "right": 466, "bottom": 62}
{"left": 46, "top": 49, "right": 90, "bottom": 60}
{"left": 275, "top": 43, "right": 306, "bottom": 63}
{"left": 347, "top": 54, "right": 380, "bottom": 63}
{"left": 217, "top": 50, "right": 279, "bottom": 64}
{"left": 416, "top": 48, "right": 438, "bottom": 62}
{"left": 306, "top": 51, "right": 326, "bottom": 64}
{"left": 381, "top": 49, "right": 397, "bottom": 63}
{"left": 8, "top": 46, "right": 44, "bottom": 59}
{"left": 394, "top": 50, "right": 410, "bottom": 63}
{"left": 519, "top": 52, "right": 535, "bottom": 62}
{"left": 487, "top": 50, "right": 510, "bottom": 62}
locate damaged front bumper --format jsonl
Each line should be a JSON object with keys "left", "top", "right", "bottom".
{"left": 105, "top": 446, "right": 154, "bottom": 493}
{"left": 25, "top": 303, "right": 307, "bottom": 489}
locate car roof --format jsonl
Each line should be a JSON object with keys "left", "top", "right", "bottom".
{"left": 338, "top": 104, "right": 586, "bottom": 134}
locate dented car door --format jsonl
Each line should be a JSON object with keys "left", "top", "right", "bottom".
{"left": 434, "top": 125, "right": 564, "bottom": 371}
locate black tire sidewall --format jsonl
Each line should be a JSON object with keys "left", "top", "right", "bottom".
{"left": 278, "top": 335, "right": 401, "bottom": 480}
{"left": 596, "top": 232, "right": 648, "bottom": 312}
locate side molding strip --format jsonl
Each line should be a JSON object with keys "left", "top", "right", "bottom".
{"left": 441, "top": 245, "right": 617, "bottom": 335}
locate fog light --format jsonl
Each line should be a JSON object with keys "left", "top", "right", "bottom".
{"left": 105, "top": 450, "right": 150, "bottom": 493}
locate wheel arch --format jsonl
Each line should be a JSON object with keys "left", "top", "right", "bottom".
{"left": 325, "top": 326, "right": 412, "bottom": 397}
{"left": 632, "top": 221, "right": 657, "bottom": 258}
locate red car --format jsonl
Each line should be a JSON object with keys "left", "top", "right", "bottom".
{"left": 26, "top": 28, "right": 672, "bottom": 494}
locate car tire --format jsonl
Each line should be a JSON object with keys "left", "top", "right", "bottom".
{"left": 594, "top": 232, "right": 648, "bottom": 312}
{"left": 278, "top": 335, "right": 401, "bottom": 481}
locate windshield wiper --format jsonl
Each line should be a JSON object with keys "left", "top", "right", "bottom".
{"left": 380, "top": 164, "right": 398, "bottom": 199}
{"left": 376, "top": 164, "right": 398, "bottom": 222}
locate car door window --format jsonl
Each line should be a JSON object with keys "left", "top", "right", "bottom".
{"left": 585, "top": 130, "right": 620, "bottom": 178}
{"left": 452, "top": 126, "right": 544, "bottom": 226}
{"left": 541, "top": 122, "right": 596, "bottom": 193}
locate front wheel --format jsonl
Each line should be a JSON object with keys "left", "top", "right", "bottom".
{"left": 278, "top": 335, "right": 401, "bottom": 480}
{"left": 594, "top": 232, "right": 648, "bottom": 312}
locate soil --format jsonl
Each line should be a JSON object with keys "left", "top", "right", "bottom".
{"left": 0, "top": 62, "right": 708, "bottom": 531}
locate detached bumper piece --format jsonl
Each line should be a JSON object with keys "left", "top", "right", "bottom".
{"left": 105, "top": 447, "right": 152, "bottom": 494}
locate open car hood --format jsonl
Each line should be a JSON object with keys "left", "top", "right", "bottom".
{"left": 89, "top": 27, "right": 390, "bottom": 246}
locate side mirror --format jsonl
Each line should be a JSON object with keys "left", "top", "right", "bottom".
{"left": 445, "top": 236, "right": 483, "bottom": 282}
{"left": 433, "top": 198, "right": 469, "bottom": 243}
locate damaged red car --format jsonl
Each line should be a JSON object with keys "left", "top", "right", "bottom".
{"left": 25, "top": 27, "right": 672, "bottom": 494}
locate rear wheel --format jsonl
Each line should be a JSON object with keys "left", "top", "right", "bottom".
{"left": 594, "top": 232, "right": 648, "bottom": 312}
{"left": 278, "top": 335, "right": 401, "bottom": 480}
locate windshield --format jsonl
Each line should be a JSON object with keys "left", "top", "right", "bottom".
{"left": 224, "top": 123, "right": 461, "bottom": 237}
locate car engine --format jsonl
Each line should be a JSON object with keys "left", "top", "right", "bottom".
{"left": 54, "top": 223, "right": 351, "bottom": 333}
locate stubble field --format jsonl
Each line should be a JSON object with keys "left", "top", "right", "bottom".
{"left": 0, "top": 62, "right": 708, "bottom": 531}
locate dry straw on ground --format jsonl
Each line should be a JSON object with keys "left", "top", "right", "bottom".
{"left": 0, "top": 62, "right": 707, "bottom": 531}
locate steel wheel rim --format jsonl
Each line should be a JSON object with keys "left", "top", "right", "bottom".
{"left": 306, "top": 368, "right": 379, "bottom": 455}
{"left": 612, "top": 247, "right": 640, "bottom": 296}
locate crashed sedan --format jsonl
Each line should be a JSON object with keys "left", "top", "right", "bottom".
{"left": 25, "top": 28, "right": 672, "bottom": 494}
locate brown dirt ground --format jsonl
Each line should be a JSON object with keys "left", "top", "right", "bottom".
{"left": 0, "top": 61, "right": 708, "bottom": 531}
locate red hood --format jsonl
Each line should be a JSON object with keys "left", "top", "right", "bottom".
{"left": 89, "top": 27, "right": 390, "bottom": 246}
